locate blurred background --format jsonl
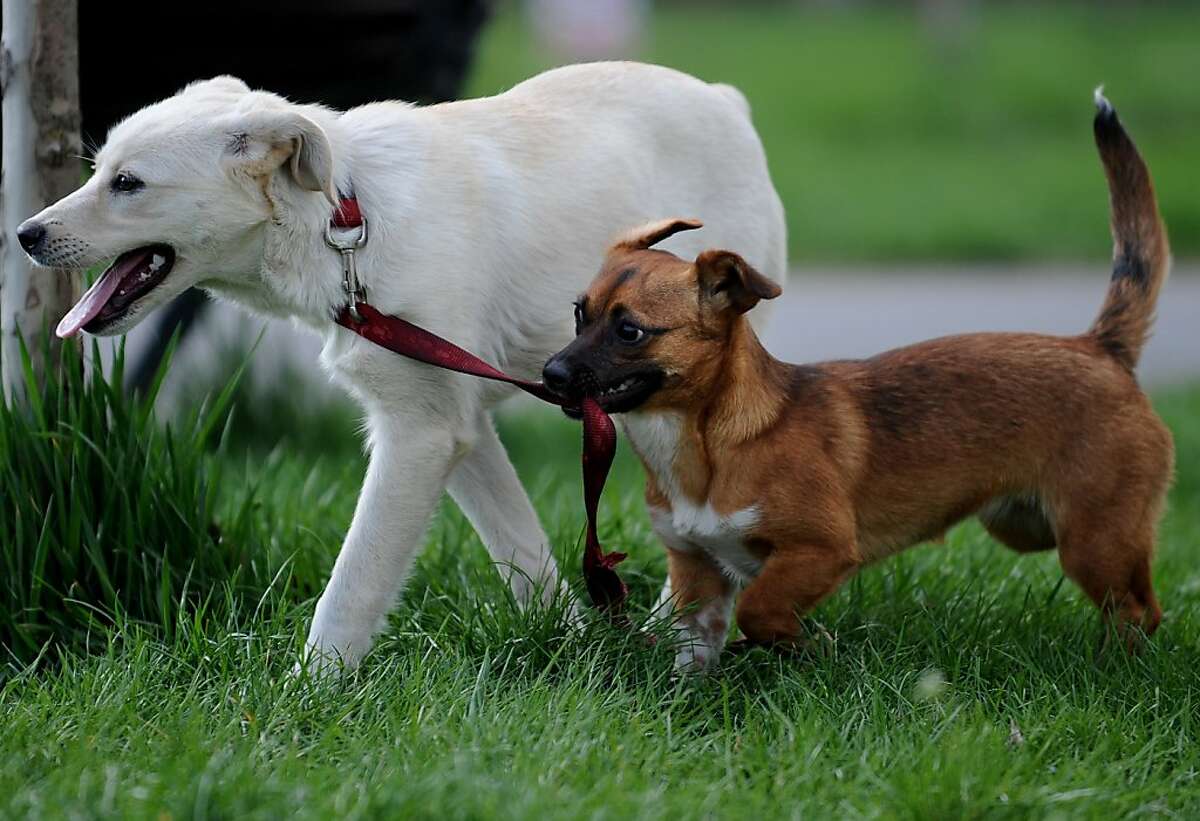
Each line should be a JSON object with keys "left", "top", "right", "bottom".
{"left": 84, "top": 0, "right": 1199, "bottom": 431}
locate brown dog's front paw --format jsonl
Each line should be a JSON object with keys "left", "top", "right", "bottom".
{"left": 726, "top": 622, "right": 835, "bottom": 661}
{"left": 1095, "top": 619, "right": 1155, "bottom": 660}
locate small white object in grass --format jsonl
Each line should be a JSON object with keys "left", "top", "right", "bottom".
{"left": 1008, "top": 719, "right": 1025, "bottom": 747}
{"left": 913, "top": 667, "right": 947, "bottom": 701}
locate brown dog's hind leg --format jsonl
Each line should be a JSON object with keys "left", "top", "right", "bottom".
{"left": 978, "top": 495, "right": 1057, "bottom": 553}
{"left": 735, "top": 545, "right": 858, "bottom": 649}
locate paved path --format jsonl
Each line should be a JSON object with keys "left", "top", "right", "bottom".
{"left": 122, "top": 264, "right": 1200, "bottom": 414}
{"left": 762, "top": 265, "right": 1200, "bottom": 389}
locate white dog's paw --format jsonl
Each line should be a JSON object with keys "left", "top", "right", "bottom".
{"left": 561, "top": 598, "right": 588, "bottom": 631}
{"left": 512, "top": 573, "right": 588, "bottom": 631}
{"left": 290, "top": 655, "right": 339, "bottom": 683}
{"left": 290, "top": 641, "right": 360, "bottom": 681}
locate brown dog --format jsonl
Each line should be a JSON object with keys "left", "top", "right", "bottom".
{"left": 542, "top": 93, "right": 1173, "bottom": 670}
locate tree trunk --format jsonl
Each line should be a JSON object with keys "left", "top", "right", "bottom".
{"left": 1, "top": 0, "right": 80, "bottom": 402}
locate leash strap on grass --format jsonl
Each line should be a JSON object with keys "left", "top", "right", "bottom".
{"left": 335, "top": 301, "right": 629, "bottom": 613}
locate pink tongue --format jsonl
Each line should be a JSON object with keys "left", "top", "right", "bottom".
{"left": 56, "top": 251, "right": 149, "bottom": 338}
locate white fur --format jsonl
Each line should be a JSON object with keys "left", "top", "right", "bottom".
{"left": 648, "top": 501, "right": 763, "bottom": 583}
{"left": 20, "top": 63, "right": 787, "bottom": 671}
{"left": 673, "top": 591, "right": 735, "bottom": 672}
{"left": 624, "top": 411, "right": 761, "bottom": 671}
{"left": 625, "top": 412, "right": 762, "bottom": 582}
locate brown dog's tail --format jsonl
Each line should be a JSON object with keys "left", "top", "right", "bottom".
{"left": 1088, "top": 88, "right": 1170, "bottom": 371}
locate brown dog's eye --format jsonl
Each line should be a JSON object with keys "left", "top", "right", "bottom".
{"left": 573, "top": 302, "right": 584, "bottom": 335}
{"left": 615, "top": 320, "right": 645, "bottom": 344}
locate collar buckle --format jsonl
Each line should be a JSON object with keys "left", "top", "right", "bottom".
{"left": 325, "top": 216, "right": 369, "bottom": 323}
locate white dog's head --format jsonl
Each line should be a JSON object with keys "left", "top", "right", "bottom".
{"left": 17, "top": 76, "right": 337, "bottom": 337}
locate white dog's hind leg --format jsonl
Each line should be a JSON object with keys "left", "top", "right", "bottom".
{"left": 302, "top": 413, "right": 463, "bottom": 673}
{"left": 446, "top": 412, "right": 562, "bottom": 608}
{"left": 650, "top": 576, "right": 675, "bottom": 621}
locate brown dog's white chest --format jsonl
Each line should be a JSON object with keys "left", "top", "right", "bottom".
{"left": 621, "top": 411, "right": 763, "bottom": 582}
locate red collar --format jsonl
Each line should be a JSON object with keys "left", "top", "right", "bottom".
{"left": 332, "top": 195, "right": 363, "bottom": 229}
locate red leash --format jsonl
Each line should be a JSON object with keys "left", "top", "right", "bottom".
{"left": 328, "top": 198, "right": 628, "bottom": 613}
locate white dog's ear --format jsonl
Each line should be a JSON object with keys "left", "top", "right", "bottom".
{"left": 223, "top": 111, "right": 336, "bottom": 204}
{"left": 614, "top": 217, "right": 703, "bottom": 251}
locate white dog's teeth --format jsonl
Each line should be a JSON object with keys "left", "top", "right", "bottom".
{"left": 148, "top": 254, "right": 165, "bottom": 272}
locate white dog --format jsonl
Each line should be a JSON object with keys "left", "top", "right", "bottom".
{"left": 19, "top": 62, "right": 786, "bottom": 669}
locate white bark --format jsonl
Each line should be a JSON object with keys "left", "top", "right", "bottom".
{"left": 1, "top": 0, "right": 80, "bottom": 401}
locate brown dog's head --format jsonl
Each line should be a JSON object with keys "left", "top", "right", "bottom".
{"left": 543, "top": 218, "right": 781, "bottom": 415}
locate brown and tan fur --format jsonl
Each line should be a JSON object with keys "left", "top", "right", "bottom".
{"left": 543, "top": 94, "right": 1174, "bottom": 670}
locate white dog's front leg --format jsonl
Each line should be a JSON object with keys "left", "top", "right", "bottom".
{"left": 651, "top": 575, "right": 674, "bottom": 621}
{"left": 446, "top": 412, "right": 561, "bottom": 607}
{"left": 303, "top": 414, "right": 461, "bottom": 671}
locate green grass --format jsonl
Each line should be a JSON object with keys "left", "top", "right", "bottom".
{"left": 467, "top": 3, "right": 1200, "bottom": 262}
{"left": 3, "top": 347, "right": 1200, "bottom": 816}
{"left": 0, "top": 337, "right": 349, "bottom": 665}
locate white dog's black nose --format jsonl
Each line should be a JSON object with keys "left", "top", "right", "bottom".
{"left": 16, "top": 221, "right": 46, "bottom": 255}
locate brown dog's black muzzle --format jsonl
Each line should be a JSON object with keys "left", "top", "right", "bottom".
{"left": 541, "top": 353, "right": 574, "bottom": 396}
{"left": 542, "top": 351, "right": 598, "bottom": 409}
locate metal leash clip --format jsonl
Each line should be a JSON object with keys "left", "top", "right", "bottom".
{"left": 325, "top": 218, "right": 369, "bottom": 323}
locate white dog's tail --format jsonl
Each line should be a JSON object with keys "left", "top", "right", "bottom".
{"left": 713, "top": 83, "right": 752, "bottom": 119}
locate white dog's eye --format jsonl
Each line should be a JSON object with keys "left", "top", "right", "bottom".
{"left": 110, "top": 172, "right": 144, "bottom": 193}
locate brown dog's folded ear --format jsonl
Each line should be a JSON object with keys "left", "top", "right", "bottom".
{"left": 222, "top": 110, "right": 336, "bottom": 204}
{"left": 696, "top": 249, "right": 782, "bottom": 315}
{"left": 614, "top": 217, "right": 703, "bottom": 251}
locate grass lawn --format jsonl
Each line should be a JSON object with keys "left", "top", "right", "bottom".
{"left": 3, "top": 372, "right": 1199, "bottom": 817}
{"left": 468, "top": 3, "right": 1200, "bottom": 263}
